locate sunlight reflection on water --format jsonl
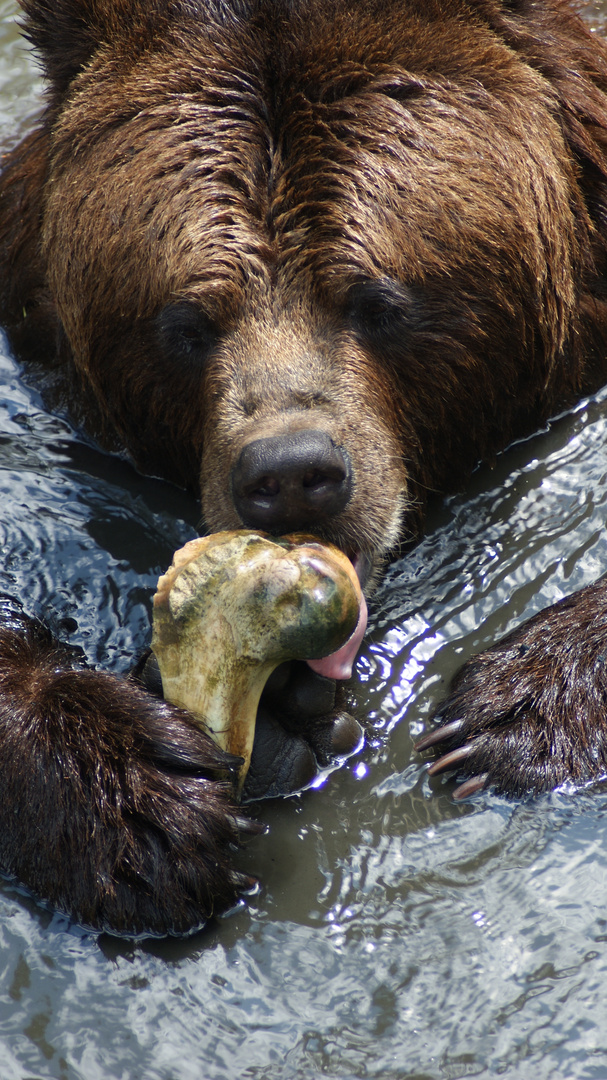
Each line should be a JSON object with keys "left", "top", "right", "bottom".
{"left": 1, "top": 1, "right": 607, "bottom": 1077}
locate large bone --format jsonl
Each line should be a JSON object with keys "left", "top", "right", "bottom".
{"left": 151, "top": 531, "right": 362, "bottom": 790}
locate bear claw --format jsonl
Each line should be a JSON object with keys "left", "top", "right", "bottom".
{"left": 427, "top": 741, "right": 478, "bottom": 776}
{"left": 414, "top": 718, "right": 464, "bottom": 753}
{"left": 452, "top": 775, "right": 489, "bottom": 800}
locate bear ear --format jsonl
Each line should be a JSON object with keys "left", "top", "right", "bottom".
{"left": 19, "top": 0, "right": 171, "bottom": 93}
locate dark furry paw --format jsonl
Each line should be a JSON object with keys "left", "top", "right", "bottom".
{"left": 416, "top": 580, "right": 607, "bottom": 798}
{"left": 243, "top": 661, "right": 363, "bottom": 800}
{"left": 0, "top": 603, "right": 261, "bottom": 936}
{"left": 137, "top": 651, "right": 364, "bottom": 800}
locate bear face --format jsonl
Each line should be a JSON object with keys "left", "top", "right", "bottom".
{"left": 7, "top": 0, "right": 607, "bottom": 589}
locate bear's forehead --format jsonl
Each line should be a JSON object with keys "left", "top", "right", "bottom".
{"left": 42, "top": 0, "right": 573, "bottom": 317}
{"left": 49, "top": 0, "right": 552, "bottom": 178}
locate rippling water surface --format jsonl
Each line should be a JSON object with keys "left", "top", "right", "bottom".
{"left": 2, "top": 3, "right": 607, "bottom": 1078}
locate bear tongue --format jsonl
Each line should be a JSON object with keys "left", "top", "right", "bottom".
{"left": 307, "top": 592, "right": 368, "bottom": 680}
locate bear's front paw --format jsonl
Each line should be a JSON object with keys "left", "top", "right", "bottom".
{"left": 416, "top": 580, "right": 607, "bottom": 798}
{"left": 244, "top": 660, "right": 364, "bottom": 800}
{"left": 136, "top": 651, "right": 363, "bottom": 801}
{"left": 0, "top": 612, "right": 263, "bottom": 935}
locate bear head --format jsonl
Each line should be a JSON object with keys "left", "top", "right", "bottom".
{"left": 6, "top": 0, "right": 607, "bottom": 584}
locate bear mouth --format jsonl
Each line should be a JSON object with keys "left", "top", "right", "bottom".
{"left": 350, "top": 550, "right": 372, "bottom": 591}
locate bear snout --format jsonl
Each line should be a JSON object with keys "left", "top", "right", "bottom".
{"left": 231, "top": 429, "right": 352, "bottom": 535}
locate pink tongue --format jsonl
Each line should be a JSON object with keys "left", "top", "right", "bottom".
{"left": 306, "top": 593, "right": 368, "bottom": 680}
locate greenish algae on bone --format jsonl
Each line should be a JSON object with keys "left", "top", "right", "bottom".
{"left": 151, "top": 530, "right": 361, "bottom": 790}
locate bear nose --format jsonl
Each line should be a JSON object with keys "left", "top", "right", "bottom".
{"left": 231, "top": 430, "right": 352, "bottom": 533}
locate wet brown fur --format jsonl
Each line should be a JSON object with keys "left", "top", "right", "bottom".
{"left": 0, "top": 603, "right": 258, "bottom": 935}
{"left": 1, "top": 0, "right": 607, "bottom": 929}
{"left": 424, "top": 582, "right": 607, "bottom": 797}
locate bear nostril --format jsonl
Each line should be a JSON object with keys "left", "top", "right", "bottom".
{"left": 232, "top": 429, "right": 352, "bottom": 534}
{"left": 254, "top": 477, "right": 280, "bottom": 497}
{"left": 303, "top": 469, "right": 327, "bottom": 489}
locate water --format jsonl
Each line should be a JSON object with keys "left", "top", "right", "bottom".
{"left": 1, "top": 3, "right": 607, "bottom": 1077}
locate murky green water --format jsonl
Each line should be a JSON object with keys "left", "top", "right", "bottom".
{"left": 1, "top": 3, "right": 607, "bottom": 1077}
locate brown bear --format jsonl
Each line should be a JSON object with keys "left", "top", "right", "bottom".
{"left": 1, "top": 0, "right": 607, "bottom": 935}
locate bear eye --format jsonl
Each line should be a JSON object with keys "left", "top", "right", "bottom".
{"left": 156, "top": 301, "right": 219, "bottom": 363}
{"left": 345, "top": 277, "right": 411, "bottom": 336}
